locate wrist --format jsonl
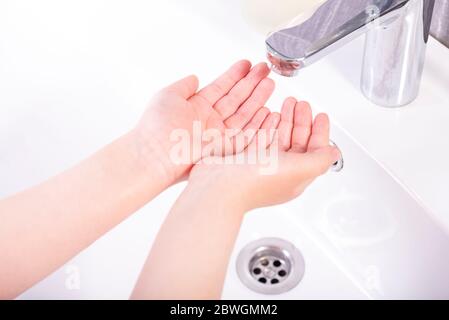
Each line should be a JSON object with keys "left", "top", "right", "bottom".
{"left": 186, "top": 171, "right": 249, "bottom": 215}
{"left": 122, "top": 129, "right": 180, "bottom": 187}
{"left": 129, "top": 127, "right": 191, "bottom": 186}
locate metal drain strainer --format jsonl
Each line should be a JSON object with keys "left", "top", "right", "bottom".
{"left": 236, "top": 238, "right": 305, "bottom": 295}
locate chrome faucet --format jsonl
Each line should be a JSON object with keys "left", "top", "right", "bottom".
{"left": 266, "top": 0, "right": 435, "bottom": 107}
{"left": 431, "top": 0, "right": 449, "bottom": 48}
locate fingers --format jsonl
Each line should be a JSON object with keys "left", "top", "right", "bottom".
{"left": 287, "top": 110, "right": 337, "bottom": 176}
{"left": 224, "top": 78, "right": 275, "bottom": 130}
{"left": 278, "top": 97, "right": 296, "bottom": 151}
{"left": 291, "top": 101, "right": 312, "bottom": 153}
{"left": 230, "top": 107, "right": 270, "bottom": 154}
{"left": 307, "top": 113, "right": 330, "bottom": 152}
{"left": 290, "top": 146, "right": 340, "bottom": 178}
{"left": 196, "top": 60, "right": 252, "bottom": 105}
{"left": 163, "top": 75, "right": 199, "bottom": 99}
{"left": 248, "top": 112, "right": 281, "bottom": 150}
{"left": 263, "top": 112, "right": 281, "bottom": 148}
{"left": 207, "top": 107, "right": 270, "bottom": 157}
{"left": 214, "top": 62, "right": 271, "bottom": 119}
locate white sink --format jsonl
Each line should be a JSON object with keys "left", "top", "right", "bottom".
{"left": 1, "top": 0, "right": 448, "bottom": 299}
{"left": 224, "top": 123, "right": 449, "bottom": 299}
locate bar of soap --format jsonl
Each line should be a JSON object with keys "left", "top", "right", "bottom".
{"left": 241, "top": 0, "right": 326, "bottom": 35}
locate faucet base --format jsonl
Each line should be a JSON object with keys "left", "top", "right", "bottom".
{"left": 360, "top": 0, "right": 434, "bottom": 107}
{"left": 361, "top": 85, "right": 420, "bottom": 108}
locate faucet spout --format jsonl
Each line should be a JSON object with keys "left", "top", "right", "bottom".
{"left": 266, "top": 0, "right": 435, "bottom": 107}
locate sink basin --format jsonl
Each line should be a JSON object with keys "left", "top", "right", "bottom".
{"left": 224, "top": 123, "right": 449, "bottom": 299}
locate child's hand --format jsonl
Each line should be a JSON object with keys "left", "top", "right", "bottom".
{"left": 131, "top": 97, "right": 339, "bottom": 300}
{"left": 135, "top": 60, "right": 274, "bottom": 182}
{"left": 189, "top": 97, "right": 340, "bottom": 212}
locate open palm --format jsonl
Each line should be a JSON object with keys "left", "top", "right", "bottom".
{"left": 190, "top": 98, "right": 340, "bottom": 210}
{"left": 137, "top": 60, "right": 275, "bottom": 180}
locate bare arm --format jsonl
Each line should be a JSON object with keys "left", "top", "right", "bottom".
{"left": 0, "top": 130, "right": 173, "bottom": 299}
{"left": 131, "top": 101, "right": 339, "bottom": 300}
{"left": 131, "top": 176, "right": 245, "bottom": 300}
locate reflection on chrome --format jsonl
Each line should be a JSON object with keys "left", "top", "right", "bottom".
{"left": 266, "top": 0, "right": 436, "bottom": 107}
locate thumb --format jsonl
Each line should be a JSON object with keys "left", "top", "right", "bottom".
{"left": 291, "top": 146, "right": 340, "bottom": 178}
{"left": 163, "top": 75, "right": 199, "bottom": 99}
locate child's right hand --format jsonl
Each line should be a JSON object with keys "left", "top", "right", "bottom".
{"left": 188, "top": 97, "right": 340, "bottom": 212}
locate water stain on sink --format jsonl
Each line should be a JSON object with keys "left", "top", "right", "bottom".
{"left": 323, "top": 193, "right": 397, "bottom": 247}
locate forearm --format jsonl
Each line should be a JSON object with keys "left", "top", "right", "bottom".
{"left": 0, "top": 129, "right": 174, "bottom": 299}
{"left": 131, "top": 178, "right": 246, "bottom": 300}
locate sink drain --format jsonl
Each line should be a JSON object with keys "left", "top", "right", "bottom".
{"left": 236, "top": 238, "right": 305, "bottom": 295}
